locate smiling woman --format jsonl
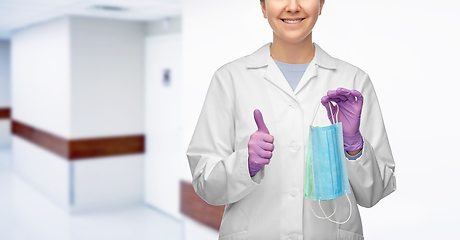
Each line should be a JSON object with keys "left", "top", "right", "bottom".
{"left": 187, "top": 0, "right": 396, "bottom": 239}
{"left": 260, "top": 0, "right": 325, "bottom": 64}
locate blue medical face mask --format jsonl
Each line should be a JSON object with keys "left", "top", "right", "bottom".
{"left": 304, "top": 101, "right": 352, "bottom": 224}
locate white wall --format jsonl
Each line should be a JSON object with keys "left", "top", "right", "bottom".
{"left": 10, "top": 16, "right": 146, "bottom": 213}
{"left": 0, "top": 40, "right": 10, "bottom": 108}
{"left": 144, "top": 32, "right": 189, "bottom": 220}
{"left": 0, "top": 40, "right": 11, "bottom": 149}
{"left": 0, "top": 121, "right": 11, "bottom": 149}
{"left": 183, "top": 217, "right": 219, "bottom": 240}
{"left": 11, "top": 17, "right": 72, "bottom": 206}
{"left": 71, "top": 154, "right": 144, "bottom": 213}
{"left": 12, "top": 136, "right": 70, "bottom": 208}
{"left": 147, "top": 17, "right": 182, "bottom": 37}
{"left": 70, "top": 16, "right": 145, "bottom": 138}
{"left": 69, "top": 16, "right": 146, "bottom": 212}
{"left": 11, "top": 17, "right": 71, "bottom": 138}
{"left": 183, "top": 0, "right": 460, "bottom": 239}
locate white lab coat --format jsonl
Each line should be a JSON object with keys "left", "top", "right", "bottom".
{"left": 187, "top": 43, "right": 396, "bottom": 240}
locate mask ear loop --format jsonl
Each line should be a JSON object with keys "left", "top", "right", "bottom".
{"left": 318, "top": 190, "right": 353, "bottom": 224}
{"left": 311, "top": 100, "right": 321, "bottom": 126}
{"left": 328, "top": 102, "right": 339, "bottom": 124}
{"left": 311, "top": 100, "right": 340, "bottom": 126}
{"left": 307, "top": 198, "right": 337, "bottom": 219}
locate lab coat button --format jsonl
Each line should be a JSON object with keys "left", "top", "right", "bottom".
{"left": 290, "top": 189, "right": 298, "bottom": 197}
{"left": 290, "top": 102, "right": 298, "bottom": 109}
{"left": 291, "top": 142, "right": 300, "bottom": 150}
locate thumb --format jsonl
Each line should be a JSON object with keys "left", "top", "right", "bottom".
{"left": 254, "top": 109, "right": 269, "bottom": 134}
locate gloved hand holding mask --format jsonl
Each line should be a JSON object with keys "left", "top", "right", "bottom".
{"left": 321, "top": 88, "right": 364, "bottom": 152}
{"left": 248, "top": 109, "right": 274, "bottom": 177}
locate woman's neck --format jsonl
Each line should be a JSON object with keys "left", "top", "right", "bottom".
{"left": 270, "top": 33, "right": 315, "bottom": 64}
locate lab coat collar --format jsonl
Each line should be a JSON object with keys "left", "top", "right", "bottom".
{"left": 247, "top": 42, "right": 337, "bottom": 99}
{"left": 246, "top": 42, "right": 337, "bottom": 70}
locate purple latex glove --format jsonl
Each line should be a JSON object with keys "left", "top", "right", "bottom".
{"left": 321, "top": 88, "right": 364, "bottom": 151}
{"left": 248, "top": 109, "right": 274, "bottom": 177}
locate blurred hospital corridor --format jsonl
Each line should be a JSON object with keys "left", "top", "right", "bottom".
{"left": 0, "top": 148, "right": 183, "bottom": 240}
{"left": 0, "top": 0, "right": 225, "bottom": 239}
{"left": 1, "top": 0, "right": 459, "bottom": 239}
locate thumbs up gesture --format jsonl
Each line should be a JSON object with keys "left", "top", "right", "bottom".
{"left": 248, "top": 109, "right": 275, "bottom": 177}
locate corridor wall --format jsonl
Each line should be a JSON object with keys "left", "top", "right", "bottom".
{"left": 0, "top": 40, "right": 11, "bottom": 149}
{"left": 11, "top": 16, "right": 145, "bottom": 213}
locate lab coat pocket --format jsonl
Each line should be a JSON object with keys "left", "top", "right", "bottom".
{"left": 219, "top": 231, "right": 248, "bottom": 240}
{"left": 337, "top": 229, "right": 364, "bottom": 240}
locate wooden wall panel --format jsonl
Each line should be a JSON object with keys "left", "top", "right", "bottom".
{"left": 11, "top": 120, "right": 144, "bottom": 160}
{"left": 0, "top": 108, "right": 10, "bottom": 119}
{"left": 180, "top": 180, "right": 225, "bottom": 231}
{"left": 69, "top": 135, "right": 144, "bottom": 160}
{"left": 12, "top": 120, "right": 68, "bottom": 158}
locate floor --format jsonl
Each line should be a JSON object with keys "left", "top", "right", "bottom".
{"left": 0, "top": 148, "right": 183, "bottom": 240}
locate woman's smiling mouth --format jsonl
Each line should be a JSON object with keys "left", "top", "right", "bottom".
{"left": 282, "top": 18, "right": 305, "bottom": 23}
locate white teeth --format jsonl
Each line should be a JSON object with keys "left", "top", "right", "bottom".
{"left": 283, "top": 19, "right": 302, "bottom": 23}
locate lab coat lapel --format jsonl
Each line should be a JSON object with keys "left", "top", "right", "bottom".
{"left": 264, "top": 58, "right": 298, "bottom": 100}
{"left": 295, "top": 43, "right": 337, "bottom": 95}
{"left": 247, "top": 43, "right": 297, "bottom": 100}
{"left": 294, "top": 58, "right": 318, "bottom": 95}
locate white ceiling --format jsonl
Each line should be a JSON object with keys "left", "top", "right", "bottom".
{"left": 0, "top": 0, "right": 182, "bottom": 39}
